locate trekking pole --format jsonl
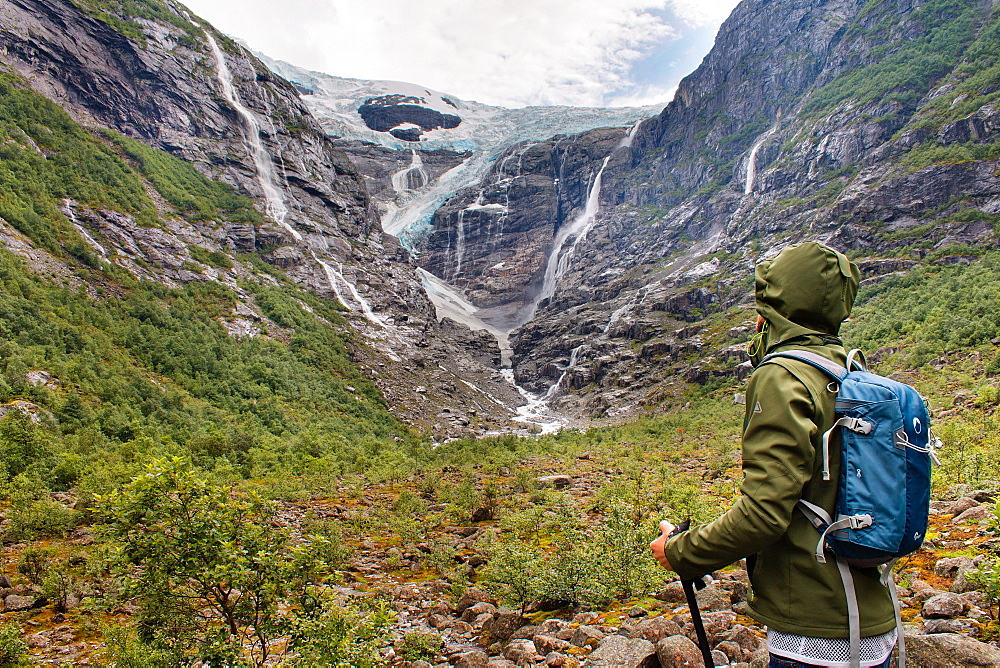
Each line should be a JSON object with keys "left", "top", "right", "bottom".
{"left": 671, "top": 520, "right": 717, "bottom": 667}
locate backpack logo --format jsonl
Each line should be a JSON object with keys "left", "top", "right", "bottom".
{"left": 913, "top": 417, "right": 923, "bottom": 434}
{"left": 753, "top": 401, "right": 762, "bottom": 414}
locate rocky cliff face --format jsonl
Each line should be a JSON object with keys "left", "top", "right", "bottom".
{"left": 397, "top": 0, "right": 1000, "bottom": 421}
{"left": 417, "top": 127, "right": 629, "bottom": 331}
{"left": 0, "top": 0, "right": 522, "bottom": 436}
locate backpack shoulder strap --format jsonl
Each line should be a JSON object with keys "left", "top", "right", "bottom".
{"left": 760, "top": 349, "right": 849, "bottom": 382}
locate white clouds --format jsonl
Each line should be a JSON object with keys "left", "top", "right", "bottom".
{"left": 668, "top": 0, "right": 742, "bottom": 26}
{"left": 180, "top": 0, "right": 740, "bottom": 108}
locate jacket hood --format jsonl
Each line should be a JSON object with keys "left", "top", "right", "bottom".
{"left": 754, "top": 242, "right": 860, "bottom": 353}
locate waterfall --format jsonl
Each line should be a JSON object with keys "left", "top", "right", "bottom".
{"left": 391, "top": 149, "right": 428, "bottom": 192}
{"left": 543, "top": 344, "right": 585, "bottom": 401}
{"left": 313, "top": 253, "right": 387, "bottom": 329}
{"left": 205, "top": 33, "right": 300, "bottom": 241}
{"left": 618, "top": 120, "right": 642, "bottom": 148}
{"left": 63, "top": 200, "right": 108, "bottom": 259}
{"left": 603, "top": 288, "right": 645, "bottom": 335}
{"left": 530, "top": 155, "right": 611, "bottom": 318}
{"left": 501, "top": 369, "right": 565, "bottom": 435}
{"left": 745, "top": 123, "right": 779, "bottom": 195}
{"left": 453, "top": 208, "right": 466, "bottom": 280}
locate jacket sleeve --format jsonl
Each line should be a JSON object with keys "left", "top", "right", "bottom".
{"left": 662, "top": 363, "right": 818, "bottom": 579}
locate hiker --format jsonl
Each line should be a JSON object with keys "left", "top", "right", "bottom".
{"left": 649, "top": 242, "right": 898, "bottom": 668}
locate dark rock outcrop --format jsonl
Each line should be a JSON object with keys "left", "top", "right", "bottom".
{"left": 358, "top": 94, "right": 461, "bottom": 141}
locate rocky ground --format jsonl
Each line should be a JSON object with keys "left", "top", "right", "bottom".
{"left": 361, "top": 485, "right": 1000, "bottom": 667}
{"left": 4, "top": 468, "right": 997, "bottom": 666}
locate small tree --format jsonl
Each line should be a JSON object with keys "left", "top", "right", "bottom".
{"left": 100, "top": 458, "right": 332, "bottom": 665}
{"left": 480, "top": 539, "right": 542, "bottom": 614}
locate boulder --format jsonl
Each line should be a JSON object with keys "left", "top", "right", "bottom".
{"left": 583, "top": 635, "right": 658, "bottom": 667}
{"left": 697, "top": 585, "right": 734, "bottom": 612}
{"left": 653, "top": 581, "right": 687, "bottom": 604}
{"left": 544, "top": 652, "right": 581, "bottom": 667}
{"left": 904, "top": 629, "right": 1000, "bottom": 667}
{"left": 970, "top": 489, "right": 997, "bottom": 503}
{"left": 570, "top": 625, "right": 606, "bottom": 648}
{"left": 715, "top": 640, "right": 746, "bottom": 663}
{"left": 487, "top": 660, "right": 516, "bottom": 668}
{"left": 537, "top": 619, "right": 570, "bottom": 635}
{"left": 3, "top": 595, "right": 35, "bottom": 612}
{"left": 627, "top": 615, "right": 683, "bottom": 643}
{"left": 717, "top": 624, "right": 763, "bottom": 653}
{"left": 954, "top": 505, "right": 994, "bottom": 524}
{"left": 922, "top": 618, "right": 976, "bottom": 634}
{"left": 457, "top": 588, "right": 496, "bottom": 615}
{"left": 462, "top": 601, "right": 498, "bottom": 622}
{"left": 923, "top": 592, "right": 965, "bottom": 619}
{"left": 935, "top": 557, "right": 975, "bottom": 579}
{"left": 503, "top": 639, "right": 538, "bottom": 664}
{"left": 655, "top": 634, "right": 704, "bottom": 666}
{"left": 944, "top": 498, "right": 980, "bottom": 516}
{"left": 533, "top": 634, "right": 572, "bottom": 655}
{"left": 699, "top": 611, "right": 738, "bottom": 643}
{"left": 454, "top": 650, "right": 490, "bottom": 667}
{"left": 535, "top": 475, "right": 573, "bottom": 489}
{"left": 482, "top": 610, "right": 529, "bottom": 642}
{"left": 427, "top": 613, "right": 451, "bottom": 630}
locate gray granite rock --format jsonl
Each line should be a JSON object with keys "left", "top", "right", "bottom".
{"left": 904, "top": 628, "right": 1000, "bottom": 667}
{"left": 584, "top": 635, "right": 657, "bottom": 667}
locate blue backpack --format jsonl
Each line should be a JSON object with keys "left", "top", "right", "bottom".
{"left": 762, "top": 349, "right": 940, "bottom": 668}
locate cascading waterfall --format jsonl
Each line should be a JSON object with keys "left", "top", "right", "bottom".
{"left": 533, "top": 156, "right": 611, "bottom": 315}
{"left": 206, "top": 33, "right": 300, "bottom": 241}
{"left": 618, "top": 120, "right": 642, "bottom": 148}
{"left": 391, "top": 149, "right": 428, "bottom": 193}
{"left": 745, "top": 121, "right": 779, "bottom": 195}
{"left": 312, "top": 252, "right": 387, "bottom": 329}
{"left": 453, "top": 207, "right": 467, "bottom": 280}
{"left": 603, "top": 288, "right": 646, "bottom": 335}
{"left": 542, "top": 344, "right": 585, "bottom": 401}
{"left": 63, "top": 201, "right": 108, "bottom": 259}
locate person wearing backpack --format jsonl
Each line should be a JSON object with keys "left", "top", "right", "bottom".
{"left": 650, "top": 242, "right": 900, "bottom": 668}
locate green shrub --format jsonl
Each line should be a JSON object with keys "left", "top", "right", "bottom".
{"left": 100, "top": 458, "right": 340, "bottom": 665}
{"left": 16, "top": 546, "right": 54, "bottom": 585}
{"left": 396, "top": 631, "right": 443, "bottom": 662}
{"left": 286, "top": 595, "right": 394, "bottom": 667}
{"left": 0, "top": 624, "right": 29, "bottom": 668}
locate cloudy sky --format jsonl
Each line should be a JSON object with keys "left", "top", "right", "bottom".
{"left": 180, "top": 0, "right": 741, "bottom": 108}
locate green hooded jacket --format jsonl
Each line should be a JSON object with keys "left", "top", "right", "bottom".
{"left": 662, "top": 242, "right": 896, "bottom": 638}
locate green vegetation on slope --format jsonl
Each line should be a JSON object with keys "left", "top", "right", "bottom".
{"left": 0, "top": 247, "right": 421, "bottom": 494}
{"left": 844, "top": 252, "right": 1000, "bottom": 368}
{"left": 68, "top": 0, "right": 202, "bottom": 44}
{"left": 805, "top": 0, "right": 992, "bottom": 114}
{"left": 0, "top": 73, "right": 158, "bottom": 250}
{"left": 108, "top": 132, "right": 263, "bottom": 225}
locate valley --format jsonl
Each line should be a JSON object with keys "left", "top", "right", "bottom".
{"left": 0, "top": 0, "right": 999, "bottom": 664}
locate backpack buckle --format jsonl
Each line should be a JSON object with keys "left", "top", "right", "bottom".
{"left": 844, "top": 418, "right": 872, "bottom": 435}
{"left": 848, "top": 514, "right": 873, "bottom": 529}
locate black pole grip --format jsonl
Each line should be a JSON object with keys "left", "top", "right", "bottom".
{"left": 670, "top": 519, "right": 714, "bottom": 667}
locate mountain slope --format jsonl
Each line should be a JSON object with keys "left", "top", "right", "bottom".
{"left": 419, "top": 0, "right": 1000, "bottom": 420}
{"left": 0, "top": 0, "right": 525, "bottom": 437}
